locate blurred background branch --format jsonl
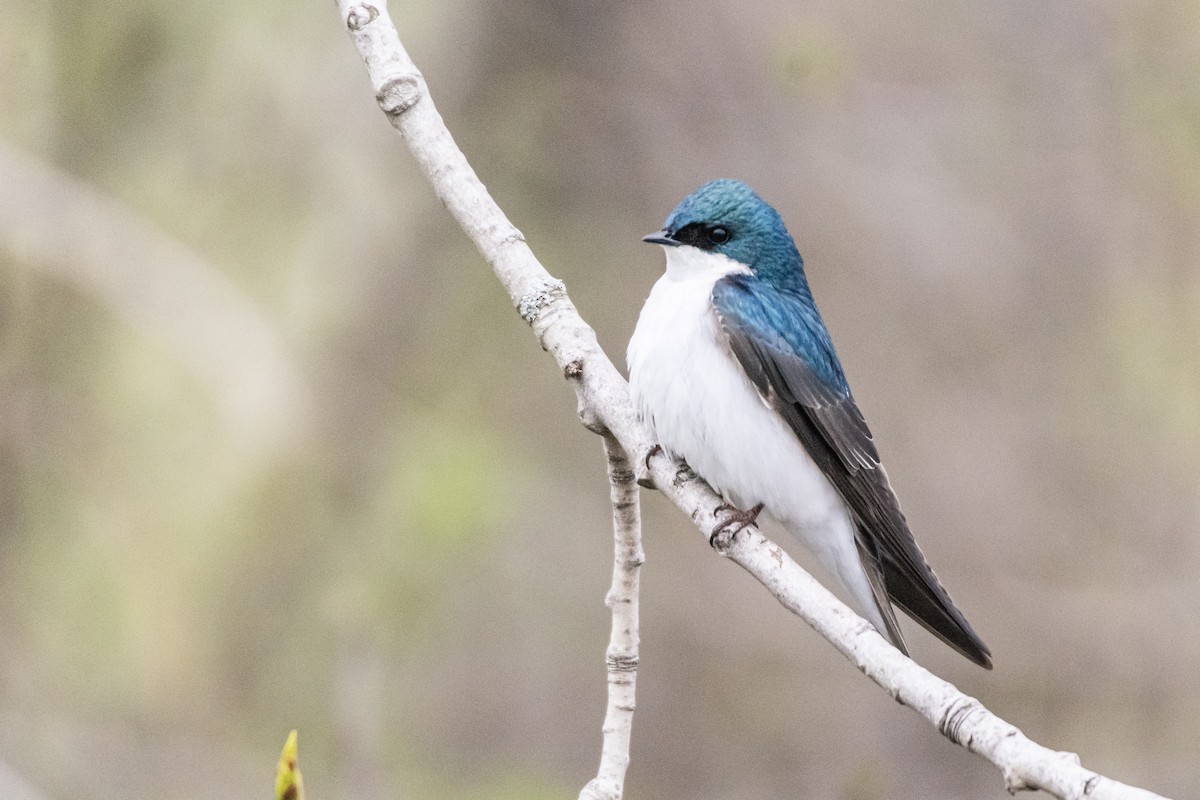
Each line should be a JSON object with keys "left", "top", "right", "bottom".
{"left": 0, "top": 139, "right": 310, "bottom": 455}
{"left": 0, "top": 758, "right": 50, "bottom": 800}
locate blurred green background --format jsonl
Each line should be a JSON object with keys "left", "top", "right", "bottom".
{"left": 1, "top": 1, "right": 1198, "bottom": 798}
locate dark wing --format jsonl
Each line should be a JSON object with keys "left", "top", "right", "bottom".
{"left": 712, "top": 276, "right": 992, "bottom": 668}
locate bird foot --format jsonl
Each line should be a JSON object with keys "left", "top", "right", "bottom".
{"left": 709, "top": 502, "right": 764, "bottom": 548}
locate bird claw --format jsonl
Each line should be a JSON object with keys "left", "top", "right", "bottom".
{"left": 637, "top": 444, "right": 663, "bottom": 489}
{"left": 709, "top": 502, "right": 764, "bottom": 548}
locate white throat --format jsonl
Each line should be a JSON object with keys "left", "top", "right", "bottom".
{"left": 660, "top": 244, "right": 750, "bottom": 282}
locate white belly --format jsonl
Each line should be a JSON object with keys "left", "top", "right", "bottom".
{"left": 627, "top": 246, "right": 883, "bottom": 629}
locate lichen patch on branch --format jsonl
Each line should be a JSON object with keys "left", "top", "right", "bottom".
{"left": 517, "top": 278, "right": 567, "bottom": 324}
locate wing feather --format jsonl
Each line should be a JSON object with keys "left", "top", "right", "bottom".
{"left": 713, "top": 275, "right": 992, "bottom": 668}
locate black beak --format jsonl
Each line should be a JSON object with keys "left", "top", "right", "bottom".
{"left": 642, "top": 230, "right": 681, "bottom": 247}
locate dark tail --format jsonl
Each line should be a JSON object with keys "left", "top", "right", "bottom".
{"left": 880, "top": 549, "right": 993, "bottom": 669}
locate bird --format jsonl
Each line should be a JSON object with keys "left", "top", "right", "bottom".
{"left": 627, "top": 179, "right": 992, "bottom": 668}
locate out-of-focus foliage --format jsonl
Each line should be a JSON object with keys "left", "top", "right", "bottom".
{"left": 0, "top": 1, "right": 1197, "bottom": 799}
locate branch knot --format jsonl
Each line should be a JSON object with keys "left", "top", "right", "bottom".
{"left": 672, "top": 463, "right": 697, "bottom": 488}
{"left": 377, "top": 75, "right": 422, "bottom": 116}
{"left": 345, "top": 3, "right": 379, "bottom": 31}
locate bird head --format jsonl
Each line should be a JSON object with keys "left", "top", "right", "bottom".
{"left": 643, "top": 179, "right": 805, "bottom": 285}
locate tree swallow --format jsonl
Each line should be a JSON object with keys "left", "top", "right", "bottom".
{"left": 628, "top": 179, "right": 992, "bottom": 668}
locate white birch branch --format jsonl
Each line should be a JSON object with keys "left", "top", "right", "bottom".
{"left": 333, "top": 4, "right": 1171, "bottom": 799}
{"left": 579, "top": 436, "right": 644, "bottom": 800}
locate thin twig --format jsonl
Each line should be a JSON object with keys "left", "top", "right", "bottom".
{"left": 579, "top": 436, "right": 643, "bottom": 800}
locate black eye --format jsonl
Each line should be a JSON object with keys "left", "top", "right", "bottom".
{"left": 707, "top": 226, "right": 730, "bottom": 245}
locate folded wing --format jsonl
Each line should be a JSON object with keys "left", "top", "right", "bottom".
{"left": 712, "top": 274, "right": 992, "bottom": 668}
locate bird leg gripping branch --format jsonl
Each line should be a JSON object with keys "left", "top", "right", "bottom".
{"left": 334, "top": 3, "right": 1171, "bottom": 798}
{"left": 709, "top": 501, "right": 765, "bottom": 549}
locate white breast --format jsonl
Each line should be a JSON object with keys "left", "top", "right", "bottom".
{"left": 627, "top": 245, "right": 881, "bottom": 630}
